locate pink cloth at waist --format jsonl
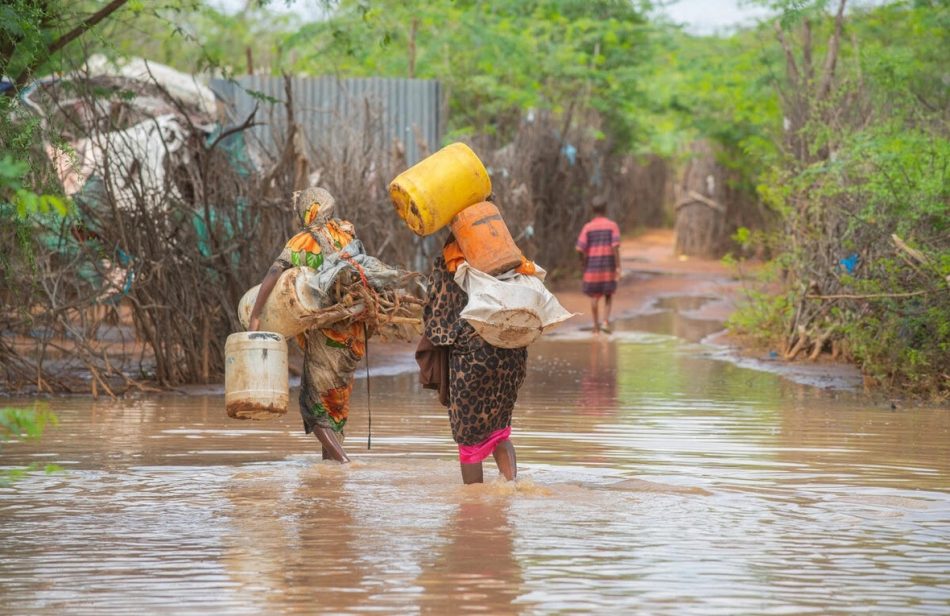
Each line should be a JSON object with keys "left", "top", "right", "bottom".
{"left": 458, "top": 426, "right": 511, "bottom": 464}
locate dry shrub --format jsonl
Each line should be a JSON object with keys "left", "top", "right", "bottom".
{"left": 0, "top": 70, "right": 434, "bottom": 394}
{"left": 475, "top": 112, "right": 671, "bottom": 276}
{"left": 674, "top": 140, "right": 772, "bottom": 259}
{"left": 0, "top": 72, "right": 304, "bottom": 392}
{"left": 304, "top": 97, "right": 421, "bottom": 270}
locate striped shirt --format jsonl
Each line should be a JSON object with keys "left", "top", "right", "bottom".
{"left": 576, "top": 216, "right": 620, "bottom": 297}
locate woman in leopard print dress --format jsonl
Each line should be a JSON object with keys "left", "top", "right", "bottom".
{"left": 422, "top": 239, "right": 527, "bottom": 484}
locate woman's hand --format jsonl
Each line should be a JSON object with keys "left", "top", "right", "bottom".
{"left": 247, "top": 264, "right": 284, "bottom": 332}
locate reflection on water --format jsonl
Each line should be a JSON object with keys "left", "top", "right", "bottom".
{"left": 579, "top": 337, "right": 618, "bottom": 415}
{"left": 1, "top": 299, "right": 948, "bottom": 614}
{"left": 417, "top": 498, "right": 523, "bottom": 614}
{"left": 617, "top": 295, "right": 725, "bottom": 342}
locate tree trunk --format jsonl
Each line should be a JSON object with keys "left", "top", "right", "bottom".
{"left": 674, "top": 141, "right": 727, "bottom": 258}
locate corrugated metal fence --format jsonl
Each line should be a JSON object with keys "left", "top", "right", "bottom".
{"left": 211, "top": 76, "right": 444, "bottom": 165}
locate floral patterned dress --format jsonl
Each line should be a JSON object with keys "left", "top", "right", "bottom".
{"left": 274, "top": 219, "right": 365, "bottom": 436}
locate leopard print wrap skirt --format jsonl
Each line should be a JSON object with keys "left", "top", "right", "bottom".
{"left": 423, "top": 257, "right": 527, "bottom": 447}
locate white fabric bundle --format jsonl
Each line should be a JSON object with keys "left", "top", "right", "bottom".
{"left": 453, "top": 262, "right": 574, "bottom": 348}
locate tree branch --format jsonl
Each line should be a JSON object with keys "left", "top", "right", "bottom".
{"left": 773, "top": 20, "right": 801, "bottom": 89}
{"left": 802, "top": 18, "right": 813, "bottom": 84}
{"left": 207, "top": 106, "right": 261, "bottom": 151}
{"left": 817, "top": 0, "right": 847, "bottom": 102}
{"left": 12, "top": 0, "right": 129, "bottom": 87}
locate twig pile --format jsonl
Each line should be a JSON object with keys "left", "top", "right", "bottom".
{"left": 289, "top": 272, "right": 424, "bottom": 341}
{"left": 333, "top": 274, "right": 425, "bottom": 342}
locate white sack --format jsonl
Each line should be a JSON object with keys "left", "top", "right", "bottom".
{"left": 454, "top": 262, "right": 575, "bottom": 348}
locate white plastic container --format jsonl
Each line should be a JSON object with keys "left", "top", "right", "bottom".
{"left": 237, "top": 268, "right": 321, "bottom": 338}
{"left": 224, "top": 331, "right": 289, "bottom": 420}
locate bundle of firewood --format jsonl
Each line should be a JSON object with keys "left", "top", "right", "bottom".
{"left": 342, "top": 277, "right": 425, "bottom": 341}
{"left": 296, "top": 273, "right": 424, "bottom": 341}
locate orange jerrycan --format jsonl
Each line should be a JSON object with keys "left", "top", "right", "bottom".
{"left": 388, "top": 142, "right": 492, "bottom": 236}
{"left": 450, "top": 201, "right": 523, "bottom": 275}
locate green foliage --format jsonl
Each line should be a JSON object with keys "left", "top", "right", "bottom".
{"left": 99, "top": 1, "right": 297, "bottom": 77}
{"left": 739, "top": 0, "right": 950, "bottom": 397}
{"left": 726, "top": 259, "right": 795, "bottom": 348}
{"left": 289, "top": 0, "right": 657, "bottom": 146}
{"left": 648, "top": 26, "right": 782, "bottom": 163}
{"left": 0, "top": 0, "right": 53, "bottom": 82}
{"left": 0, "top": 405, "right": 56, "bottom": 440}
{"left": 732, "top": 227, "right": 752, "bottom": 248}
{"left": 0, "top": 155, "right": 68, "bottom": 217}
{"left": 143, "top": 0, "right": 658, "bottom": 148}
{"left": 0, "top": 1, "right": 104, "bottom": 219}
{"left": 841, "top": 287, "right": 949, "bottom": 392}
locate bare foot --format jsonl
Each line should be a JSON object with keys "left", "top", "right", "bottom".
{"left": 492, "top": 440, "right": 517, "bottom": 481}
{"left": 314, "top": 427, "right": 350, "bottom": 463}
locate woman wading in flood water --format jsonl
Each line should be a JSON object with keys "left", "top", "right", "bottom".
{"left": 419, "top": 235, "right": 528, "bottom": 484}
{"left": 248, "top": 187, "right": 367, "bottom": 463}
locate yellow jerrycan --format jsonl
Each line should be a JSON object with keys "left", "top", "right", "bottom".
{"left": 388, "top": 142, "right": 492, "bottom": 236}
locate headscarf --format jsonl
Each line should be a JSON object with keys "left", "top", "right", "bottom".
{"left": 284, "top": 187, "right": 353, "bottom": 263}
{"left": 296, "top": 186, "right": 336, "bottom": 228}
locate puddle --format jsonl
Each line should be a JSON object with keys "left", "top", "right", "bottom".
{"left": 615, "top": 295, "right": 724, "bottom": 342}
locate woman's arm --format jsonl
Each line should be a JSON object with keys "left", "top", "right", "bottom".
{"left": 248, "top": 263, "right": 285, "bottom": 331}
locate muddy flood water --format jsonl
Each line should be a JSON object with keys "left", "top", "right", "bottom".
{"left": 1, "top": 296, "right": 948, "bottom": 615}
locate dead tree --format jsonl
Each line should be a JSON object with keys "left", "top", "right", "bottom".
{"left": 674, "top": 140, "right": 728, "bottom": 258}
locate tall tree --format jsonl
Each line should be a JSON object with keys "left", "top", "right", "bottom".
{"left": 1, "top": 0, "right": 131, "bottom": 92}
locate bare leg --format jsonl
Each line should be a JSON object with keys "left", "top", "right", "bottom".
{"left": 590, "top": 298, "right": 601, "bottom": 331}
{"left": 460, "top": 462, "right": 484, "bottom": 484}
{"left": 492, "top": 440, "right": 517, "bottom": 481}
{"left": 604, "top": 294, "right": 613, "bottom": 330}
{"left": 313, "top": 426, "right": 350, "bottom": 463}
